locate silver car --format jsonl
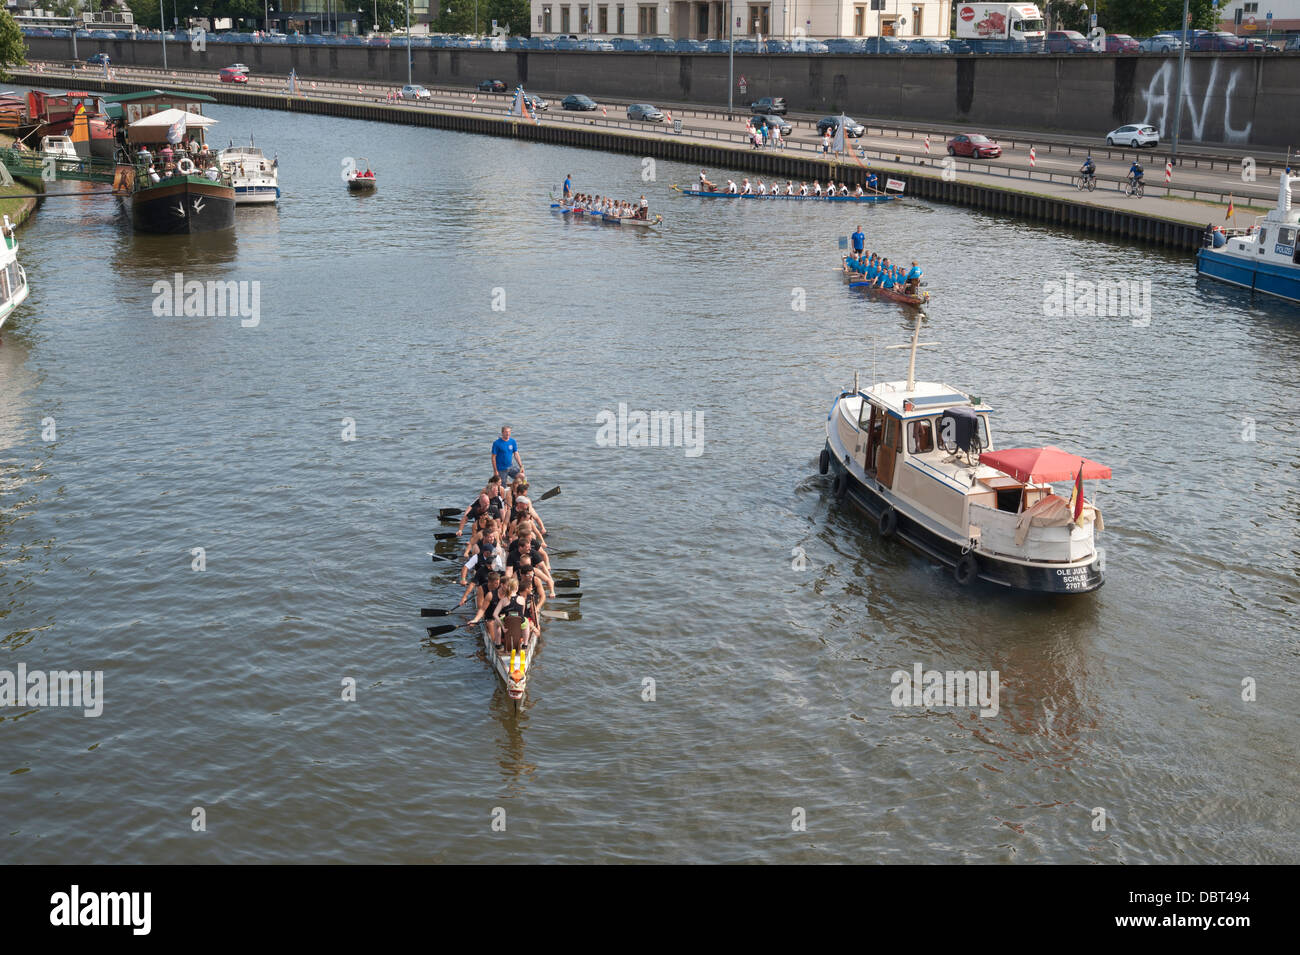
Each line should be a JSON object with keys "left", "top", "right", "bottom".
{"left": 627, "top": 103, "right": 664, "bottom": 122}
{"left": 401, "top": 84, "right": 431, "bottom": 100}
{"left": 1138, "top": 34, "right": 1185, "bottom": 53}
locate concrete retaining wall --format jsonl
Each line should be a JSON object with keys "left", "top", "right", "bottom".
{"left": 29, "top": 36, "right": 1300, "bottom": 147}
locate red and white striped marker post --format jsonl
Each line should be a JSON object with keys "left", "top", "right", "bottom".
{"left": 1164, "top": 160, "right": 1173, "bottom": 184}
{"left": 924, "top": 136, "right": 930, "bottom": 155}
{"left": 1029, "top": 145, "right": 1036, "bottom": 168}
{"left": 601, "top": 105, "right": 608, "bottom": 116}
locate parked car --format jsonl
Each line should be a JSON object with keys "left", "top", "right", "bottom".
{"left": 749, "top": 96, "right": 787, "bottom": 115}
{"left": 816, "top": 115, "right": 865, "bottom": 138}
{"left": 1286, "top": 35, "right": 1300, "bottom": 51}
{"left": 1105, "top": 33, "right": 1140, "bottom": 53}
{"left": 946, "top": 133, "right": 1002, "bottom": 158}
{"left": 1192, "top": 31, "right": 1245, "bottom": 51}
{"left": 477, "top": 79, "right": 507, "bottom": 92}
{"left": 1242, "top": 37, "right": 1280, "bottom": 52}
{"left": 905, "top": 39, "right": 947, "bottom": 54}
{"left": 561, "top": 94, "right": 598, "bottom": 111}
{"left": 85, "top": 52, "right": 110, "bottom": 65}
{"left": 1138, "top": 34, "right": 1185, "bottom": 53}
{"left": 522, "top": 93, "right": 549, "bottom": 111}
{"left": 578, "top": 38, "right": 615, "bottom": 51}
{"left": 400, "top": 84, "right": 431, "bottom": 99}
{"left": 1046, "top": 30, "right": 1090, "bottom": 52}
{"left": 627, "top": 103, "right": 664, "bottom": 122}
{"left": 943, "top": 39, "right": 974, "bottom": 54}
{"left": 750, "top": 113, "right": 792, "bottom": 136}
{"left": 825, "top": 38, "right": 866, "bottom": 53}
{"left": 219, "top": 67, "right": 249, "bottom": 83}
{"left": 863, "top": 36, "right": 909, "bottom": 53}
{"left": 675, "top": 39, "right": 708, "bottom": 52}
{"left": 1106, "top": 123, "right": 1159, "bottom": 147}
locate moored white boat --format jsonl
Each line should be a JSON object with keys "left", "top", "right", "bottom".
{"left": 821, "top": 314, "right": 1111, "bottom": 593}
{"left": 0, "top": 215, "right": 31, "bottom": 334}
{"left": 217, "top": 141, "right": 280, "bottom": 205}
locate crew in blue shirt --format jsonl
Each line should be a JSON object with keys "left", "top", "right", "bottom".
{"left": 491, "top": 425, "right": 522, "bottom": 482}
{"left": 880, "top": 266, "right": 896, "bottom": 290}
{"left": 904, "top": 260, "right": 923, "bottom": 295}
{"left": 851, "top": 226, "right": 865, "bottom": 254}
{"left": 867, "top": 172, "right": 879, "bottom": 192}
{"left": 563, "top": 175, "right": 572, "bottom": 199}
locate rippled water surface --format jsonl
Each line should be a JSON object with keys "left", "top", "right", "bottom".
{"left": 1, "top": 96, "right": 1297, "bottom": 863}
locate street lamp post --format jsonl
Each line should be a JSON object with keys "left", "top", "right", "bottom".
{"left": 406, "top": 2, "right": 412, "bottom": 84}
{"left": 159, "top": 5, "right": 166, "bottom": 68}
{"left": 728, "top": 0, "right": 734, "bottom": 112}
{"left": 1171, "top": 0, "right": 1191, "bottom": 157}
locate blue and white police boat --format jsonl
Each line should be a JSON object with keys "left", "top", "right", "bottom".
{"left": 819, "top": 313, "right": 1112, "bottom": 593}
{"left": 1196, "top": 169, "right": 1300, "bottom": 304}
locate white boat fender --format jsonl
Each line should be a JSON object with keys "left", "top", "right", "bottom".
{"left": 177, "top": 157, "right": 196, "bottom": 175}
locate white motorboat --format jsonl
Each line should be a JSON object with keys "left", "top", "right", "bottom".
{"left": 0, "top": 215, "right": 31, "bottom": 334}
{"left": 820, "top": 313, "right": 1112, "bottom": 593}
{"left": 217, "top": 141, "right": 280, "bottom": 205}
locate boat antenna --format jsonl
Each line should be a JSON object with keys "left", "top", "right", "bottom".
{"left": 885, "top": 310, "right": 939, "bottom": 392}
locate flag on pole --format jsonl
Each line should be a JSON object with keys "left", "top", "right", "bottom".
{"left": 1226, "top": 195, "right": 1235, "bottom": 220}
{"left": 1069, "top": 465, "right": 1085, "bottom": 525}
{"left": 832, "top": 115, "right": 847, "bottom": 156}
{"left": 166, "top": 116, "right": 186, "bottom": 144}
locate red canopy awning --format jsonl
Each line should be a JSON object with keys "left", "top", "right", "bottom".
{"left": 980, "top": 446, "right": 1112, "bottom": 483}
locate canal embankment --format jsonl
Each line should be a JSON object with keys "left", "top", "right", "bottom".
{"left": 11, "top": 63, "right": 1258, "bottom": 251}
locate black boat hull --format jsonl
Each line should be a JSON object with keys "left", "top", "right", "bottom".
{"left": 825, "top": 442, "right": 1104, "bottom": 594}
{"left": 131, "top": 177, "right": 236, "bottom": 234}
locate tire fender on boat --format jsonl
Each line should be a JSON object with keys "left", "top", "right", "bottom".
{"left": 818, "top": 448, "right": 830, "bottom": 475}
{"left": 878, "top": 506, "right": 898, "bottom": 538}
{"left": 954, "top": 553, "right": 979, "bottom": 586}
{"left": 831, "top": 472, "right": 848, "bottom": 501}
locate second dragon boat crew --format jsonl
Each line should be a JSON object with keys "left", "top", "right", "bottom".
{"left": 699, "top": 169, "right": 716, "bottom": 191}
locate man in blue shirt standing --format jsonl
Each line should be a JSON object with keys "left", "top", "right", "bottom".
{"left": 492, "top": 425, "right": 522, "bottom": 483}
{"left": 563, "top": 174, "right": 572, "bottom": 200}
{"left": 851, "top": 225, "right": 866, "bottom": 256}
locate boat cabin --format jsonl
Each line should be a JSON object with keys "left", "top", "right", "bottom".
{"left": 832, "top": 380, "right": 1100, "bottom": 564}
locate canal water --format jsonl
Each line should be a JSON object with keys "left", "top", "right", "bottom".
{"left": 2, "top": 96, "right": 1297, "bottom": 863}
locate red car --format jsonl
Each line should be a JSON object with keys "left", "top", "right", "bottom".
{"left": 219, "top": 68, "right": 248, "bottom": 84}
{"left": 947, "top": 134, "right": 1002, "bottom": 159}
{"left": 1105, "top": 33, "right": 1140, "bottom": 53}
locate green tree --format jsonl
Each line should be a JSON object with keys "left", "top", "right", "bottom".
{"left": 1101, "top": 0, "right": 1220, "bottom": 36}
{"left": 0, "top": 11, "right": 27, "bottom": 81}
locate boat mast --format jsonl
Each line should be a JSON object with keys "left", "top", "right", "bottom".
{"left": 886, "top": 310, "right": 938, "bottom": 392}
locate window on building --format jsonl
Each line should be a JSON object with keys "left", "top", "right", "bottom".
{"left": 854, "top": 5, "right": 865, "bottom": 35}
{"left": 561, "top": 5, "right": 570, "bottom": 32}
{"left": 870, "top": 0, "right": 884, "bottom": 10}
{"left": 617, "top": 5, "right": 625, "bottom": 33}
{"left": 542, "top": 8, "right": 552, "bottom": 32}
{"left": 638, "top": 4, "right": 657, "bottom": 33}
{"left": 599, "top": 5, "right": 608, "bottom": 32}
{"left": 746, "top": 4, "right": 769, "bottom": 34}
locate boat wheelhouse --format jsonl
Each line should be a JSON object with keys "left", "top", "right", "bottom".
{"left": 821, "top": 315, "right": 1110, "bottom": 593}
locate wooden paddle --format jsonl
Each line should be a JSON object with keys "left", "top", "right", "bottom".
{"left": 540, "top": 609, "right": 569, "bottom": 620}
{"left": 421, "top": 606, "right": 470, "bottom": 617}
{"left": 433, "top": 531, "right": 461, "bottom": 540}
{"left": 438, "top": 507, "right": 462, "bottom": 518}
{"left": 537, "top": 486, "right": 561, "bottom": 502}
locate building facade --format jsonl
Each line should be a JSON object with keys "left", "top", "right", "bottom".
{"left": 531, "top": 0, "right": 952, "bottom": 39}
{"left": 1215, "top": 0, "right": 1300, "bottom": 34}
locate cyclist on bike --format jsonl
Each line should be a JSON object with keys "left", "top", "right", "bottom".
{"left": 1128, "top": 160, "right": 1144, "bottom": 185}
{"left": 1080, "top": 155, "right": 1096, "bottom": 179}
